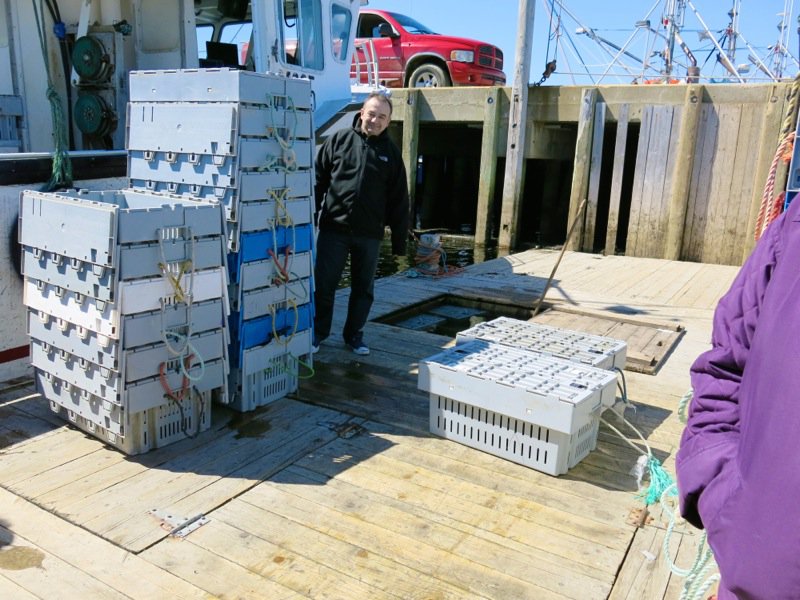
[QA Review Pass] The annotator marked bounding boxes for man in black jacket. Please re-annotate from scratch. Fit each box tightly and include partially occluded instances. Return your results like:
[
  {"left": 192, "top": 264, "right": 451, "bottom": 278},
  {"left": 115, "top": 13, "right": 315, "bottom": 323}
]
[{"left": 313, "top": 92, "right": 409, "bottom": 355}]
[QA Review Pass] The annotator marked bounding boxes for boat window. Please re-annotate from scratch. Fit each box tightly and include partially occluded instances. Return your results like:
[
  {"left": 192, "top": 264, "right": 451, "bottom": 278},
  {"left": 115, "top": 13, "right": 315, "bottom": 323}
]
[
  {"left": 330, "top": 4, "right": 352, "bottom": 63},
  {"left": 281, "top": 0, "right": 324, "bottom": 70},
  {"left": 220, "top": 21, "right": 253, "bottom": 67},
  {"left": 196, "top": 24, "right": 214, "bottom": 60}
]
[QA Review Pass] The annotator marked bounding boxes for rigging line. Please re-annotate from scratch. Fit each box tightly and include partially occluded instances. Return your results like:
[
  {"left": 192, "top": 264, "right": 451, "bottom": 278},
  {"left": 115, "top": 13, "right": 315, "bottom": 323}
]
[
  {"left": 552, "top": 0, "right": 597, "bottom": 83},
  {"left": 736, "top": 29, "right": 778, "bottom": 81},
  {"left": 555, "top": 3, "right": 644, "bottom": 79},
  {"left": 686, "top": 0, "right": 744, "bottom": 81},
  {"left": 542, "top": 0, "right": 556, "bottom": 63},
  {"left": 597, "top": 0, "right": 662, "bottom": 83}
]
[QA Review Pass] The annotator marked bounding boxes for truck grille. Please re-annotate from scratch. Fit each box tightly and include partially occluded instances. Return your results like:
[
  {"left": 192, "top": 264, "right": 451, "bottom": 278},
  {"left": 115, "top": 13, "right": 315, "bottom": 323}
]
[{"left": 477, "top": 45, "right": 503, "bottom": 71}]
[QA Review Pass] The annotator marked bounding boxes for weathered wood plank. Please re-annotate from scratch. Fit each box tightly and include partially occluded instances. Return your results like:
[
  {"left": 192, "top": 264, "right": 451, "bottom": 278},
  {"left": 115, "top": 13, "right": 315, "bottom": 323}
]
[
  {"left": 142, "top": 537, "right": 303, "bottom": 599},
  {"left": 475, "top": 87, "right": 502, "bottom": 246},
  {"left": 298, "top": 435, "right": 632, "bottom": 559},
  {"left": 606, "top": 104, "right": 630, "bottom": 255},
  {"left": 0, "top": 574, "right": 39, "bottom": 600},
  {"left": 702, "top": 103, "right": 741, "bottom": 264},
  {"left": 0, "top": 487, "right": 208, "bottom": 599},
  {"left": 723, "top": 103, "right": 762, "bottom": 264},
  {"left": 0, "top": 525, "right": 128, "bottom": 599},
  {"left": 665, "top": 85, "right": 703, "bottom": 260},
  {"left": 683, "top": 104, "right": 719, "bottom": 261},
  {"left": 182, "top": 516, "right": 389, "bottom": 598},
  {"left": 743, "top": 85, "right": 787, "bottom": 261},
  {"left": 626, "top": 105, "right": 653, "bottom": 256},
  {"left": 583, "top": 101, "right": 607, "bottom": 251},
  {"left": 239, "top": 477, "right": 566, "bottom": 599},
  {"left": 210, "top": 496, "right": 484, "bottom": 600},
  {"left": 567, "top": 88, "right": 598, "bottom": 251}
]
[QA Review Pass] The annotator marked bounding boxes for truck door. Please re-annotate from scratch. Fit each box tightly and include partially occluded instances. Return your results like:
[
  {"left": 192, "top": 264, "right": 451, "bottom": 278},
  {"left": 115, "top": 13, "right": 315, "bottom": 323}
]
[{"left": 354, "top": 13, "right": 403, "bottom": 87}]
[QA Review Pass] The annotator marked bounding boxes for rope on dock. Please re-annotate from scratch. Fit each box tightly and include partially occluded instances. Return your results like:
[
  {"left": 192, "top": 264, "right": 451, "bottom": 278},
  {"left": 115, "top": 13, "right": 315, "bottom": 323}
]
[{"left": 754, "top": 72, "right": 800, "bottom": 240}]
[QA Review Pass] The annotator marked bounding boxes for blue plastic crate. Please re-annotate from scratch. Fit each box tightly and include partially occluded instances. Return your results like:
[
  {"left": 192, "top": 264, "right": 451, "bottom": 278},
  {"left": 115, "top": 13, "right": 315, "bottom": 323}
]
[
  {"left": 228, "top": 302, "right": 312, "bottom": 366},
  {"left": 228, "top": 223, "right": 313, "bottom": 283}
]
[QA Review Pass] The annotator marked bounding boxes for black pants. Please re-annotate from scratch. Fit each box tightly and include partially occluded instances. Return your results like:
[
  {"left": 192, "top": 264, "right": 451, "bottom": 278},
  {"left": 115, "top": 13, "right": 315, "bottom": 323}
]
[{"left": 313, "top": 229, "right": 381, "bottom": 342}]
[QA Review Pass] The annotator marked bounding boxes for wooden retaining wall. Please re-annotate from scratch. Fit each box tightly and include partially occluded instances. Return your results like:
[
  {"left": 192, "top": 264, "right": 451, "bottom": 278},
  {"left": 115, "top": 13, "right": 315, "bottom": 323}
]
[{"left": 391, "top": 83, "right": 794, "bottom": 266}]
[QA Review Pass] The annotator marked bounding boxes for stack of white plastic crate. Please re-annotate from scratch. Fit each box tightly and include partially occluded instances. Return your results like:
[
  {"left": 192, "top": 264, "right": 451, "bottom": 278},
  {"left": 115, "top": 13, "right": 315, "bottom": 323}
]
[
  {"left": 20, "top": 188, "right": 229, "bottom": 454},
  {"left": 126, "top": 68, "right": 314, "bottom": 412},
  {"left": 418, "top": 317, "right": 626, "bottom": 476}
]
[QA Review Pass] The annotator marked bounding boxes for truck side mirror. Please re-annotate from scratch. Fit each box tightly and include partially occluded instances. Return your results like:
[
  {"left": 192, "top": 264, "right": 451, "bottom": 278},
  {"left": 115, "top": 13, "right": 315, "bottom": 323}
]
[{"left": 378, "top": 23, "right": 396, "bottom": 38}]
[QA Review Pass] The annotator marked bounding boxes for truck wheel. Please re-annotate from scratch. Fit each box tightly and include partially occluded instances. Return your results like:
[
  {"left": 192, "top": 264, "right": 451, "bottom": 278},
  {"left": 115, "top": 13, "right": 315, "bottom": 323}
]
[{"left": 409, "top": 64, "right": 451, "bottom": 87}]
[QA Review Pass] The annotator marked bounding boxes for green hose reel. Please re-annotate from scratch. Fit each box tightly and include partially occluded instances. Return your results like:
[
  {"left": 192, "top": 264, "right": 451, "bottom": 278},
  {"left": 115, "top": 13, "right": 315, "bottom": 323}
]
[{"left": 71, "top": 35, "right": 112, "bottom": 83}]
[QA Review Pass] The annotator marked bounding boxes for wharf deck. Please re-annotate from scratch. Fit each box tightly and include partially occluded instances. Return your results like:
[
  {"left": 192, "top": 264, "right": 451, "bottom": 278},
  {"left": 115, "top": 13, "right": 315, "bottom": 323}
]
[{"left": 0, "top": 249, "right": 738, "bottom": 599}]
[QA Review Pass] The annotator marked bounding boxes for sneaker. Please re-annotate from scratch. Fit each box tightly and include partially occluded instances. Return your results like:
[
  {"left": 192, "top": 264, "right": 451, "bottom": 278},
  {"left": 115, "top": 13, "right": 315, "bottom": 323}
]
[
  {"left": 312, "top": 332, "right": 324, "bottom": 354},
  {"left": 344, "top": 332, "right": 370, "bottom": 356}
]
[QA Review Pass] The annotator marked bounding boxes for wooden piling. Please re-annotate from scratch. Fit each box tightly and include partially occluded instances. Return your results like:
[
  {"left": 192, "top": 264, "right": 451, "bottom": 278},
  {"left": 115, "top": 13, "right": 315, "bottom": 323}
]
[
  {"left": 402, "top": 89, "right": 420, "bottom": 222},
  {"left": 475, "top": 88, "right": 502, "bottom": 246},
  {"left": 605, "top": 104, "right": 629, "bottom": 256},
  {"left": 664, "top": 84, "right": 703, "bottom": 261},
  {"left": 567, "top": 88, "right": 597, "bottom": 251}
]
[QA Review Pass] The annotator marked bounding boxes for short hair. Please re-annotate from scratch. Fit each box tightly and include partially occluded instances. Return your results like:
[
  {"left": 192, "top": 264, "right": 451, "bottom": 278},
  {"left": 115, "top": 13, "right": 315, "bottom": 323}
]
[{"left": 365, "top": 91, "right": 393, "bottom": 115}]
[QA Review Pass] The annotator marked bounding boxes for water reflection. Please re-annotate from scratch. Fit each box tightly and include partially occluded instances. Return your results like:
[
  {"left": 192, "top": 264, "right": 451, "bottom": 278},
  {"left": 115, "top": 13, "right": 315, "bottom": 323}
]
[{"left": 337, "top": 233, "right": 497, "bottom": 289}]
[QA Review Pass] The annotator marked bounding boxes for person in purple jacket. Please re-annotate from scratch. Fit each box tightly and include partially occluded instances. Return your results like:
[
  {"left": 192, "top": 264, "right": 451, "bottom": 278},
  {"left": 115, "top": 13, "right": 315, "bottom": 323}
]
[{"left": 677, "top": 197, "right": 800, "bottom": 598}]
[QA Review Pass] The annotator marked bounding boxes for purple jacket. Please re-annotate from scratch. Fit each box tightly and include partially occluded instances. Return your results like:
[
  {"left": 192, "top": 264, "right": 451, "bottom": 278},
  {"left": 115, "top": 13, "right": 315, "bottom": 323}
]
[{"left": 677, "top": 198, "right": 800, "bottom": 599}]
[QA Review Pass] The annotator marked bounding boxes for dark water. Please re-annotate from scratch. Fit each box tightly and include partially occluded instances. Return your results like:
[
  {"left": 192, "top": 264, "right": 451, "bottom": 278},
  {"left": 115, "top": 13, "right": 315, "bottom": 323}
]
[{"left": 337, "top": 232, "right": 497, "bottom": 288}]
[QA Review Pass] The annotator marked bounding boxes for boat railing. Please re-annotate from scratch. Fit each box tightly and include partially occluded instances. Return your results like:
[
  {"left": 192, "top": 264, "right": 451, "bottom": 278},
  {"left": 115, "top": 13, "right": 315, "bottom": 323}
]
[{"left": 351, "top": 39, "right": 380, "bottom": 88}]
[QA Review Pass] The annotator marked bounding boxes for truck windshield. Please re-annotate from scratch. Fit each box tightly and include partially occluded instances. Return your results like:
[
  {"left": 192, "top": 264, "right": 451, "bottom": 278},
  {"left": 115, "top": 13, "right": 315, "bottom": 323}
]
[{"left": 387, "top": 12, "right": 437, "bottom": 35}]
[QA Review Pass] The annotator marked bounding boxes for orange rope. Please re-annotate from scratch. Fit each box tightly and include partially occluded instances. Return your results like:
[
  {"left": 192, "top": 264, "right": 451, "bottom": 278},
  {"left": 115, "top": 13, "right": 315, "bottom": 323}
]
[
  {"left": 755, "top": 132, "right": 795, "bottom": 241},
  {"left": 159, "top": 353, "right": 195, "bottom": 403}
]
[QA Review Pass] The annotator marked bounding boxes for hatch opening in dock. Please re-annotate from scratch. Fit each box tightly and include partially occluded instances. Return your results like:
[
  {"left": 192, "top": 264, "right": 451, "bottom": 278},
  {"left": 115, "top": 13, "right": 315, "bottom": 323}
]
[{"left": 375, "top": 294, "right": 543, "bottom": 338}]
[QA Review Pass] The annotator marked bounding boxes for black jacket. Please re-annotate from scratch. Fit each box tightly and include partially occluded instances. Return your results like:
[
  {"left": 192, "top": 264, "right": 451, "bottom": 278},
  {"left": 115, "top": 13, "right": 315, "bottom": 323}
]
[{"left": 314, "top": 116, "right": 409, "bottom": 254}]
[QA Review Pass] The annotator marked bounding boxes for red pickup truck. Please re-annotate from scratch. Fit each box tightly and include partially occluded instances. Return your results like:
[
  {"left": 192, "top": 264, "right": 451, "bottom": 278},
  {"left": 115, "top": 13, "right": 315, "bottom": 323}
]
[{"left": 352, "top": 9, "right": 505, "bottom": 88}]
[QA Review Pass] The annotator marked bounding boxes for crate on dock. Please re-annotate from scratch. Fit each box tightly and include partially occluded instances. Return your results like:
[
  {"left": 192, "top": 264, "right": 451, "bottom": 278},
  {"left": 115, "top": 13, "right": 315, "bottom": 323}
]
[
  {"left": 418, "top": 340, "right": 618, "bottom": 476},
  {"left": 47, "top": 386, "right": 213, "bottom": 455},
  {"left": 20, "top": 187, "right": 231, "bottom": 453},
  {"left": 128, "top": 68, "right": 312, "bottom": 109},
  {"left": 456, "top": 316, "right": 627, "bottom": 372},
  {"left": 228, "top": 328, "right": 312, "bottom": 412}
]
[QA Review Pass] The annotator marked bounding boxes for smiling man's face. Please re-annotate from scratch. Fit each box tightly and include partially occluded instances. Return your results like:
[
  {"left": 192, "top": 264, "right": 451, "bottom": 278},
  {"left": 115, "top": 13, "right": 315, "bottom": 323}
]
[{"left": 359, "top": 96, "right": 391, "bottom": 137}]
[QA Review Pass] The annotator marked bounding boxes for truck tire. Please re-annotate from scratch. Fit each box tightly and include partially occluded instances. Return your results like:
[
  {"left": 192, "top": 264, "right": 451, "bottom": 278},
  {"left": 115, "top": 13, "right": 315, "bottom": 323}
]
[{"left": 409, "top": 63, "right": 451, "bottom": 87}]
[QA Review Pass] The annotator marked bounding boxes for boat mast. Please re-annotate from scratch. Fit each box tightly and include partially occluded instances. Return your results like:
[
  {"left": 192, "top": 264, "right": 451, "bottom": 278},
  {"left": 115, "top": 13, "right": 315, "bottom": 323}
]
[
  {"left": 662, "top": 0, "right": 687, "bottom": 78},
  {"left": 766, "top": 0, "right": 797, "bottom": 78}
]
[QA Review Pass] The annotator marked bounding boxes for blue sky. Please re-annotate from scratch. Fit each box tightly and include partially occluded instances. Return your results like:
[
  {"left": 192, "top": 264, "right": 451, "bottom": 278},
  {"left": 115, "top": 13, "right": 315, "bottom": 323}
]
[{"left": 362, "top": 0, "right": 800, "bottom": 85}]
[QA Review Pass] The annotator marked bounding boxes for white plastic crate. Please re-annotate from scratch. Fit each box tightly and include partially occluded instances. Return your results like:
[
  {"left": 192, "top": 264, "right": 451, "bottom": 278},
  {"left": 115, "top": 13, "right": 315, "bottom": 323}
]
[
  {"left": 19, "top": 188, "right": 226, "bottom": 268},
  {"left": 239, "top": 279, "right": 311, "bottom": 321},
  {"left": 24, "top": 268, "right": 228, "bottom": 339},
  {"left": 228, "top": 328, "right": 312, "bottom": 412},
  {"left": 127, "top": 102, "right": 312, "bottom": 154},
  {"left": 456, "top": 316, "right": 627, "bottom": 371},
  {"left": 32, "top": 337, "right": 228, "bottom": 412},
  {"left": 128, "top": 68, "right": 311, "bottom": 109},
  {"left": 47, "top": 382, "right": 213, "bottom": 455},
  {"left": 418, "top": 340, "right": 618, "bottom": 475},
  {"left": 22, "top": 237, "right": 225, "bottom": 299},
  {"left": 239, "top": 251, "right": 313, "bottom": 293},
  {"left": 130, "top": 170, "right": 313, "bottom": 209},
  {"left": 429, "top": 393, "right": 599, "bottom": 476},
  {"left": 128, "top": 138, "right": 312, "bottom": 188}
]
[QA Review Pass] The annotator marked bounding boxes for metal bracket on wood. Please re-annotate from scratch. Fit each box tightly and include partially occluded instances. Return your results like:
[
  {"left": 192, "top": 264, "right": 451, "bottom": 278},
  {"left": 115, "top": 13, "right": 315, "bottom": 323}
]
[{"left": 148, "top": 508, "right": 209, "bottom": 538}]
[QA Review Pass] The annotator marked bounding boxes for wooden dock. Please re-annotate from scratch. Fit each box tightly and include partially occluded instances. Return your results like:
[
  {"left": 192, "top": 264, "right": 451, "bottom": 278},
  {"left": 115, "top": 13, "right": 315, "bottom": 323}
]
[{"left": 0, "top": 249, "right": 739, "bottom": 599}]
